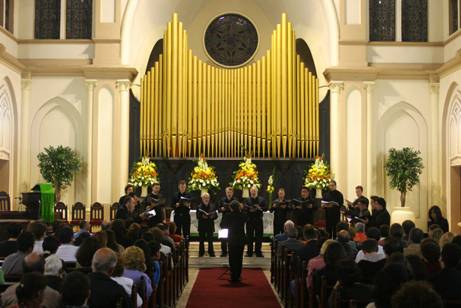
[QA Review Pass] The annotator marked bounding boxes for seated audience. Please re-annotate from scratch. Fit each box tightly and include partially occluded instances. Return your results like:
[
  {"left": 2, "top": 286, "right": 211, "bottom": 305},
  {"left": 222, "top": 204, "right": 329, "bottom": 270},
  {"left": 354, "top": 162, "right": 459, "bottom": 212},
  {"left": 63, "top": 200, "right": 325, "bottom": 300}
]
[
  {"left": 275, "top": 220, "right": 295, "bottom": 242},
  {"left": 369, "top": 262, "right": 409, "bottom": 308},
  {"left": 126, "top": 223, "right": 142, "bottom": 246},
  {"left": 357, "top": 239, "right": 386, "bottom": 284},
  {"left": 150, "top": 228, "right": 172, "bottom": 256},
  {"left": 61, "top": 271, "right": 91, "bottom": 308},
  {"left": 106, "top": 229, "right": 125, "bottom": 254},
  {"left": 294, "top": 224, "right": 319, "bottom": 261},
  {"left": 122, "top": 246, "right": 153, "bottom": 299},
  {"left": 44, "top": 254, "right": 64, "bottom": 292},
  {"left": 431, "top": 243, "right": 461, "bottom": 302},
  {"left": 55, "top": 227, "right": 78, "bottom": 262},
  {"left": 439, "top": 232, "right": 454, "bottom": 249},
  {"left": 428, "top": 205, "right": 449, "bottom": 233},
  {"left": 307, "top": 239, "right": 335, "bottom": 288},
  {"left": 74, "top": 221, "right": 91, "bottom": 240},
  {"left": 168, "top": 222, "right": 183, "bottom": 243},
  {"left": 383, "top": 237, "right": 404, "bottom": 257},
  {"left": 148, "top": 240, "right": 162, "bottom": 288},
  {"left": 420, "top": 238, "right": 442, "bottom": 279},
  {"left": 111, "top": 258, "right": 143, "bottom": 308},
  {"left": 337, "top": 229, "right": 357, "bottom": 259},
  {"left": 403, "top": 227, "right": 424, "bottom": 257},
  {"left": 313, "top": 241, "right": 346, "bottom": 295},
  {"left": 29, "top": 221, "right": 47, "bottom": 254},
  {"left": 42, "top": 235, "right": 59, "bottom": 258},
  {"left": 0, "top": 224, "right": 21, "bottom": 258},
  {"left": 2, "top": 231, "right": 34, "bottom": 277},
  {"left": 88, "top": 248, "right": 130, "bottom": 308},
  {"left": 356, "top": 228, "right": 385, "bottom": 262},
  {"left": 406, "top": 254, "right": 429, "bottom": 280},
  {"left": 378, "top": 224, "right": 390, "bottom": 246},
  {"left": 76, "top": 237, "right": 102, "bottom": 268},
  {"left": 111, "top": 219, "right": 130, "bottom": 248},
  {"left": 330, "top": 259, "right": 373, "bottom": 308},
  {"left": 352, "top": 222, "right": 367, "bottom": 244},
  {"left": 402, "top": 220, "right": 415, "bottom": 242},
  {"left": 278, "top": 227, "right": 303, "bottom": 255},
  {"left": 429, "top": 227, "right": 444, "bottom": 244},
  {"left": 391, "top": 281, "right": 443, "bottom": 308}
]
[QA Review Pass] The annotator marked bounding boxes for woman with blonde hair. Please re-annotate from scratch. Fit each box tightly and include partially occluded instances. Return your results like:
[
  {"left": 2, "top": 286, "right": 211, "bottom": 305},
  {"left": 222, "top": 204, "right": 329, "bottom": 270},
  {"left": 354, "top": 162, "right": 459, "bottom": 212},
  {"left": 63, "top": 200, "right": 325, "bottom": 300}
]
[
  {"left": 439, "top": 232, "right": 454, "bottom": 249},
  {"left": 306, "top": 239, "right": 336, "bottom": 288},
  {"left": 122, "top": 246, "right": 153, "bottom": 299}
]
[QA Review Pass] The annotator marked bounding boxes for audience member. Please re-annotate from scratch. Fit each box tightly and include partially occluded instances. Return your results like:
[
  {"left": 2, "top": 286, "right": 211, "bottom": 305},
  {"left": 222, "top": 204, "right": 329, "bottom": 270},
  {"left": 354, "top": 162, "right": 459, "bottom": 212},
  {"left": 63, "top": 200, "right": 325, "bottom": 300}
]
[
  {"left": 278, "top": 226, "right": 303, "bottom": 254},
  {"left": 404, "top": 227, "right": 424, "bottom": 257},
  {"left": 110, "top": 219, "right": 129, "bottom": 248},
  {"left": 352, "top": 222, "right": 367, "bottom": 244},
  {"left": 391, "top": 281, "right": 442, "bottom": 308},
  {"left": 55, "top": 227, "right": 78, "bottom": 262},
  {"left": 151, "top": 228, "right": 172, "bottom": 256},
  {"left": 275, "top": 220, "right": 295, "bottom": 242},
  {"left": 402, "top": 220, "right": 416, "bottom": 242},
  {"left": 61, "top": 271, "right": 91, "bottom": 308},
  {"left": 76, "top": 236, "right": 103, "bottom": 268},
  {"left": 429, "top": 228, "right": 444, "bottom": 244},
  {"left": 121, "top": 246, "right": 153, "bottom": 299},
  {"left": 428, "top": 205, "right": 449, "bottom": 233},
  {"left": 29, "top": 221, "right": 47, "bottom": 254},
  {"left": 357, "top": 239, "right": 386, "bottom": 284},
  {"left": 106, "top": 229, "right": 125, "bottom": 254},
  {"left": 2, "top": 231, "right": 34, "bottom": 277},
  {"left": 307, "top": 239, "right": 335, "bottom": 288},
  {"left": 431, "top": 243, "right": 461, "bottom": 302},
  {"left": 421, "top": 238, "right": 442, "bottom": 279},
  {"left": 294, "top": 225, "right": 319, "bottom": 261},
  {"left": 168, "top": 222, "right": 183, "bottom": 243},
  {"left": 44, "top": 254, "right": 64, "bottom": 292},
  {"left": 337, "top": 229, "right": 357, "bottom": 259},
  {"left": 0, "top": 224, "right": 21, "bottom": 258},
  {"left": 42, "top": 235, "right": 59, "bottom": 258},
  {"left": 369, "top": 262, "right": 409, "bottom": 308},
  {"left": 439, "top": 232, "right": 454, "bottom": 249},
  {"left": 111, "top": 258, "right": 143, "bottom": 308},
  {"left": 88, "top": 248, "right": 130, "bottom": 308},
  {"left": 313, "top": 241, "right": 346, "bottom": 295}
]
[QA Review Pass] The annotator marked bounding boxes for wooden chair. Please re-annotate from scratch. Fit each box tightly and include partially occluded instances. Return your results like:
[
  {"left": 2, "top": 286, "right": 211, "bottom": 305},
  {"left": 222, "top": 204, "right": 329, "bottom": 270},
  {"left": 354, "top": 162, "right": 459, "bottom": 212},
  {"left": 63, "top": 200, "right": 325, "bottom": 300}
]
[
  {"left": 54, "top": 201, "right": 68, "bottom": 222},
  {"left": 110, "top": 202, "right": 119, "bottom": 221},
  {"left": 0, "top": 191, "right": 11, "bottom": 211},
  {"left": 71, "top": 202, "right": 86, "bottom": 227},
  {"left": 90, "top": 202, "right": 104, "bottom": 232},
  {"left": 131, "top": 283, "right": 138, "bottom": 308}
]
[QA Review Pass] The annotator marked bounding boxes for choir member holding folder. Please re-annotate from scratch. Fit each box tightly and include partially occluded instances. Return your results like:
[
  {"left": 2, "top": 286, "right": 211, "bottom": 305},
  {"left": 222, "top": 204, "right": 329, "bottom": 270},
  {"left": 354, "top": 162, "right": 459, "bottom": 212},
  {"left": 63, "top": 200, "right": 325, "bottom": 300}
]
[
  {"left": 322, "top": 180, "right": 344, "bottom": 238},
  {"left": 244, "top": 185, "right": 267, "bottom": 257},
  {"left": 292, "top": 186, "right": 316, "bottom": 228},
  {"left": 172, "top": 180, "right": 193, "bottom": 242},
  {"left": 197, "top": 192, "right": 218, "bottom": 257},
  {"left": 219, "top": 186, "right": 237, "bottom": 257},
  {"left": 270, "top": 188, "right": 292, "bottom": 235}
]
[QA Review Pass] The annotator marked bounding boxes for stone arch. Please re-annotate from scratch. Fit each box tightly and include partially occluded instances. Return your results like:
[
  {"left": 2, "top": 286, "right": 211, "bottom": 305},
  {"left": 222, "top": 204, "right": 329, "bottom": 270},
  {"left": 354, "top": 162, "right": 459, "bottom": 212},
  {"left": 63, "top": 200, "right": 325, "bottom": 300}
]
[
  {"left": 378, "top": 102, "right": 428, "bottom": 223},
  {"left": 30, "top": 97, "right": 83, "bottom": 203},
  {"left": 0, "top": 77, "right": 18, "bottom": 202}
]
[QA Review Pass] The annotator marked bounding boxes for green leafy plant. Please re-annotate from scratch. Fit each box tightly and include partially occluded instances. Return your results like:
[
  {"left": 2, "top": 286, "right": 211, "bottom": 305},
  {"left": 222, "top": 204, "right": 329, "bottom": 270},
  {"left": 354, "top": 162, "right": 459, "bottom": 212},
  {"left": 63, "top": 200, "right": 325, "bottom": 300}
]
[
  {"left": 37, "top": 146, "right": 81, "bottom": 201},
  {"left": 384, "top": 147, "right": 423, "bottom": 208}
]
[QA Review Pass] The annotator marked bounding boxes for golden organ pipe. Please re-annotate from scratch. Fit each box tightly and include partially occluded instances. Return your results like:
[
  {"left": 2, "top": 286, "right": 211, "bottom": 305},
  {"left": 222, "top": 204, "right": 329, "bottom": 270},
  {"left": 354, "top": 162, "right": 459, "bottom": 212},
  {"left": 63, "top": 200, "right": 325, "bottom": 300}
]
[{"left": 140, "top": 13, "right": 320, "bottom": 160}]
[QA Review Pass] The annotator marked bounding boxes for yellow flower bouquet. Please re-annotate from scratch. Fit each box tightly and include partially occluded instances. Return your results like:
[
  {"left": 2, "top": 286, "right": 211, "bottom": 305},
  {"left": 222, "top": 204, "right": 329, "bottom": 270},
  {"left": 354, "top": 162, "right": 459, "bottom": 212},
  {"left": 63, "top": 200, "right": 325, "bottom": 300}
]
[
  {"left": 129, "top": 157, "right": 159, "bottom": 187},
  {"left": 188, "top": 155, "right": 220, "bottom": 192},
  {"left": 232, "top": 157, "right": 261, "bottom": 191},
  {"left": 304, "top": 157, "right": 332, "bottom": 190}
]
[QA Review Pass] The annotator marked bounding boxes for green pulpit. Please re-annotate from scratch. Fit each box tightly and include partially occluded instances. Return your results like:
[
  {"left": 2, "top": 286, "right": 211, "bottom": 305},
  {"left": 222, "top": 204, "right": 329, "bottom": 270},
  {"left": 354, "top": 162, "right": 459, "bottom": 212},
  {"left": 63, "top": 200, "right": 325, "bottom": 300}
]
[{"left": 39, "top": 183, "right": 55, "bottom": 223}]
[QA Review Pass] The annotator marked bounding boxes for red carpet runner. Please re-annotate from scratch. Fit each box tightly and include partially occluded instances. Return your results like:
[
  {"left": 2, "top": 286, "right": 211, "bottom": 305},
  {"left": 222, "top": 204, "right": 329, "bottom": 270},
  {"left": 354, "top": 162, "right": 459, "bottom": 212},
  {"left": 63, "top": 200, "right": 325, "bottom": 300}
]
[{"left": 186, "top": 268, "right": 280, "bottom": 308}]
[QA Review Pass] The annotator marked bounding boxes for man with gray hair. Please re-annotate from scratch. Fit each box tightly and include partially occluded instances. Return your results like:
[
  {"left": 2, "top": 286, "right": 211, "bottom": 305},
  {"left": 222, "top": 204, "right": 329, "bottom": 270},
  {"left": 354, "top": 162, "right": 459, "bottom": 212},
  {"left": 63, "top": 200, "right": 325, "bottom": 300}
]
[
  {"left": 244, "top": 185, "right": 267, "bottom": 257},
  {"left": 88, "top": 248, "right": 129, "bottom": 308},
  {"left": 277, "top": 225, "right": 303, "bottom": 255},
  {"left": 275, "top": 220, "right": 296, "bottom": 242}
]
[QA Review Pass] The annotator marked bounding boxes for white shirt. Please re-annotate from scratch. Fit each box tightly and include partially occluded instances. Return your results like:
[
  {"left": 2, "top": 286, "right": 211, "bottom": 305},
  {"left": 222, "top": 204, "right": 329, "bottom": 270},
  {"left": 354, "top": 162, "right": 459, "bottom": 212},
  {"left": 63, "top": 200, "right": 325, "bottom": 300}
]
[
  {"left": 33, "top": 240, "right": 44, "bottom": 254},
  {"left": 355, "top": 245, "right": 385, "bottom": 263},
  {"left": 55, "top": 244, "right": 79, "bottom": 262},
  {"left": 160, "top": 244, "right": 171, "bottom": 256},
  {"left": 112, "top": 276, "right": 143, "bottom": 307}
]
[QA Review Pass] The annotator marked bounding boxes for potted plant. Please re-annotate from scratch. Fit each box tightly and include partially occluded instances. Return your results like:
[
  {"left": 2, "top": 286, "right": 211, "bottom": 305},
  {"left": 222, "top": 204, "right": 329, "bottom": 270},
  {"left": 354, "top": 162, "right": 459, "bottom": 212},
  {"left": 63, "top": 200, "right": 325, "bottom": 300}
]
[
  {"left": 188, "top": 155, "right": 220, "bottom": 194},
  {"left": 384, "top": 147, "right": 423, "bottom": 223},
  {"left": 37, "top": 145, "right": 82, "bottom": 201},
  {"left": 232, "top": 156, "right": 261, "bottom": 198},
  {"left": 129, "top": 157, "right": 159, "bottom": 196}
]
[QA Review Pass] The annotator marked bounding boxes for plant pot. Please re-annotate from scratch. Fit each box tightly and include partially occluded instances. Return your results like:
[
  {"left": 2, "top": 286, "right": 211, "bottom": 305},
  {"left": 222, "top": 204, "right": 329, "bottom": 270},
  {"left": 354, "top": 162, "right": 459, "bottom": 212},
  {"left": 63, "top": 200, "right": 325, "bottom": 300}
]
[
  {"left": 242, "top": 188, "right": 249, "bottom": 198},
  {"left": 315, "top": 188, "right": 323, "bottom": 199},
  {"left": 141, "top": 186, "right": 148, "bottom": 197},
  {"left": 391, "top": 207, "right": 416, "bottom": 225}
]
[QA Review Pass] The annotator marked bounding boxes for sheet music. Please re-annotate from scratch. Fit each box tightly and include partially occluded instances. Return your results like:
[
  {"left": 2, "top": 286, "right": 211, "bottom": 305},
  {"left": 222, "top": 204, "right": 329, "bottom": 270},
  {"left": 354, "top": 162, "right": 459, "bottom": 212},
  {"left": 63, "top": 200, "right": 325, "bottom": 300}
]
[{"left": 218, "top": 229, "right": 229, "bottom": 239}]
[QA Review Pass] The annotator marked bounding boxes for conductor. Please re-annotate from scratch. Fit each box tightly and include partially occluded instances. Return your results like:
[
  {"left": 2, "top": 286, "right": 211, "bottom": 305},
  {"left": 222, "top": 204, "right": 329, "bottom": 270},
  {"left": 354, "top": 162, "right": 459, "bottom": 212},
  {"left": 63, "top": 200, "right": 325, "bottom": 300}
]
[{"left": 221, "top": 200, "right": 247, "bottom": 283}]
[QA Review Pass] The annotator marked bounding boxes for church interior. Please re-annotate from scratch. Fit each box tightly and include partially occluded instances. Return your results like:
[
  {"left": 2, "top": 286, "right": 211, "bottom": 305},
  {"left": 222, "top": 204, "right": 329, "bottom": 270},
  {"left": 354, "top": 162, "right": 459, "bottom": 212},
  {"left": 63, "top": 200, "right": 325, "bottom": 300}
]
[{"left": 0, "top": 0, "right": 461, "bottom": 307}]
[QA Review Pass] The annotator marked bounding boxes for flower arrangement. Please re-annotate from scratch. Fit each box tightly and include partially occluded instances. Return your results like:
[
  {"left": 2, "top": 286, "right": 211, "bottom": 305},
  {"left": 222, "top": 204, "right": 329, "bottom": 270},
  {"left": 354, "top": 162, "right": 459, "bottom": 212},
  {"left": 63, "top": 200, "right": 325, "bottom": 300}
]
[
  {"left": 188, "top": 155, "right": 220, "bottom": 192},
  {"left": 266, "top": 174, "right": 275, "bottom": 208},
  {"left": 232, "top": 157, "right": 261, "bottom": 191},
  {"left": 129, "top": 157, "right": 159, "bottom": 187},
  {"left": 304, "top": 156, "right": 332, "bottom": 190}
]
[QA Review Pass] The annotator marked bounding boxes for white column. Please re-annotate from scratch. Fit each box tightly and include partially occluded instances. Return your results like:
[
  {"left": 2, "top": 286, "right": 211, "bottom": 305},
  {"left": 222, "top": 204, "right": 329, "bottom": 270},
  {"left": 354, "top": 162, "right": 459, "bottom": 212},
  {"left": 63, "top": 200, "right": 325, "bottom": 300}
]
[
  {"left": 396, "top": 0, "right": 402, "bottom": 41},
  {"left": 430, "top": 82, "right": 441, "bottom": 205},
  {"left": 329, "top": 82, "right": 344, "bottom": 186},
  {"left": 20, "top": 77, "right": 32, "bottom": 194},
  {"left": 60, "top": 0, "right": 66, "bottom": 39},
  {"left": 364, "top": 81, "right": 376, "bottom": 196},
  {"left": 116, "top": 79, "right": 131, "bottom": 195},
  {"left": 85, "top": 80, "right": 97, "bottom": 207}
]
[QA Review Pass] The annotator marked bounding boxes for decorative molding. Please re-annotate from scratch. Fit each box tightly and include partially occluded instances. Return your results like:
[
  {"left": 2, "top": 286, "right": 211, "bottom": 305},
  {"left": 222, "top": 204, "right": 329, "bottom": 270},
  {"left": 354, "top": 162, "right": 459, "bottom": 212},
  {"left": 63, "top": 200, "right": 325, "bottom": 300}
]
[
  {"left": 116, "top": 79, "right": 131, "bottom": 91},
  {"left": 17, "top": 39, "right": 93, "bottom": 44},
  {"left": 85, "top": 79, "right": 97, "bottom": 88},
  {"left": 328, "top": 81, "right": 344, "bottom": 93},
  {"left": 20, "top": 78, "right": 32, "bottom": 91},
  {"left": 339, "top": 40, "right": 444, "bottom": 47},
  {"left": 84, "top": 67, "right": 137, "bottom": 81},
  {"left": 0, "top": 45, "right": 25, "bottom": 73},
  {"left": 0, "top": 27, "right": 17, "bottom": 43}
]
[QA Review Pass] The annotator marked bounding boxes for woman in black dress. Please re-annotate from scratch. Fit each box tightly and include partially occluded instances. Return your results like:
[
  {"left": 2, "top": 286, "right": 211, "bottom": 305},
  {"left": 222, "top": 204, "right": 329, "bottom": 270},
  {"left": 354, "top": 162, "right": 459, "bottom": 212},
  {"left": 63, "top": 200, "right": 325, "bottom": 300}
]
[{"left": 428, "top": 205, "right": 449, "bottom": 233}]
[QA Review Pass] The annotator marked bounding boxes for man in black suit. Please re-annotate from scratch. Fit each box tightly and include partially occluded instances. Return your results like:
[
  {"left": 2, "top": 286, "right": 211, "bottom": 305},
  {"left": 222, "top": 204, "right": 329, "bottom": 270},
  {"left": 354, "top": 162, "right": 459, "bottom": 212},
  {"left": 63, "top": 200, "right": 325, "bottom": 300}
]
[
  {"left": 292, "top": 186, "right": 315, "bottom": 228},
  {"left": 118, "top": 184, "right": 134, "bottom": 208},
  {"left": 369, "top": 196, "right": 391, "bottom": 228},
  {"left": 88, "top": 248, "right": 129, "bottom": 308},
  {"left": 323, "top": 180, "right": 344, "bottom": 238},
  {"left": 221, "top": 200, "right": 247, "bottom": 283},
  {"left": 219, "top": 186, "right": 236, "bottom": 257},
  {"left": 294, "top": 224, "right": 320, "bottom": 261},
  {"left": 244, "top": 185, "right": 267, "bottom": 257},
  {"left": 172, "top": 180, "right": 192, "bottom": 242}
]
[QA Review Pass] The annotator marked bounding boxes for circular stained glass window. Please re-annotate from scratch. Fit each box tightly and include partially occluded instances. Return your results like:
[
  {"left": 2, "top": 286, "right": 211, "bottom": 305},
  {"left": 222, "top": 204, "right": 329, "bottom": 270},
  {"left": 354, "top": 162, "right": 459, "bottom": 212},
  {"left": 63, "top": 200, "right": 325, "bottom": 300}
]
[{"left": 204, "top": 13, "right": 258, "bottom": 67}]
